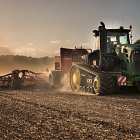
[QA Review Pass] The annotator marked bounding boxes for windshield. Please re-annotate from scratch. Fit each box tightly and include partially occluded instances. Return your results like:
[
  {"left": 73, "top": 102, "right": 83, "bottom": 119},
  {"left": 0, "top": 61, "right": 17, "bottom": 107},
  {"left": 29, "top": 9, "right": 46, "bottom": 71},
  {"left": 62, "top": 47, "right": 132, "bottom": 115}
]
[
  {"left": 107, "top": 32, "right": 129, "bottom": 53},
  {"left": 107, "top": 32, "right": 129, "bottom": 45}
]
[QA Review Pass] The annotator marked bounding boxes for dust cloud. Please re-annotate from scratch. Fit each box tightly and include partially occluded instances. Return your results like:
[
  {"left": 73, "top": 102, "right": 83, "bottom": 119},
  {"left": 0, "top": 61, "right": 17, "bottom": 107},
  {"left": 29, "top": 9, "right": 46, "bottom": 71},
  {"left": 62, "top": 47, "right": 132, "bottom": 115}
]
[
  {"left": 60, "top": 73, "right": 71, "bottom": 91},
  {"left": 0, "top": 55, "right": 54, "bottom": 75},
  {"left": 0, "top": 46, "right": 12, "bottom": 56}
]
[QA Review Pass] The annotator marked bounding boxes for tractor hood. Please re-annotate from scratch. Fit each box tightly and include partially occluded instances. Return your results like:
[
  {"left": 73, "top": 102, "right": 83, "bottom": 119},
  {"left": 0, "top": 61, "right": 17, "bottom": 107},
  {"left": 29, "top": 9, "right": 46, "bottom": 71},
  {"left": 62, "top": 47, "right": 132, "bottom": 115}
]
[
  {"left": 115, "top": 44, "right": 140, "bottom": 79},
  {"left": 115, "top": 44, "right": 140, "bottom": 58},
  {"left": 127, "top": 44, "right": 140, "bottom": 50}
]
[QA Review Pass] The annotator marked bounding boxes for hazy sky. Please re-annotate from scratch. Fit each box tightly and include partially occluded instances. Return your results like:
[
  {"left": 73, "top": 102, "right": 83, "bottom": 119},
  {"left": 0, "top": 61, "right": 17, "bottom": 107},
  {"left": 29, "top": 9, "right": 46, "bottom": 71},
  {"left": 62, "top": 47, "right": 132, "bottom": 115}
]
[{"left": 0, "top": 0, "right": 140, "bottom": 57}]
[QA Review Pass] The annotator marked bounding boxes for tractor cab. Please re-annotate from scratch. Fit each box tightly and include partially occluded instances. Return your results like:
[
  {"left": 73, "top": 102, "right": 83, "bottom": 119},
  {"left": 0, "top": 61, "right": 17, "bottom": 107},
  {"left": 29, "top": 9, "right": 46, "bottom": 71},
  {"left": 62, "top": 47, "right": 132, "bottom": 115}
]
[
  {"left": 91, "top": 22, "right": 133, "bottom": 71},
  {"left": 93, "top": 24, "right": 131, "bottom": 54},
  {"left": 106, "top": 28, "right": 130, "bottom": 54}
]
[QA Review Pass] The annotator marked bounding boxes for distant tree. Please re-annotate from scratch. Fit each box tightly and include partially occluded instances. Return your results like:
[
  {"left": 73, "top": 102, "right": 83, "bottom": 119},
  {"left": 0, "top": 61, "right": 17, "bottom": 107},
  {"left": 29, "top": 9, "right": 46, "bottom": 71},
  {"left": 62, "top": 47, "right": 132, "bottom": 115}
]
[{"left": 134, "top": 39, "right": 140, "bottom": 44}]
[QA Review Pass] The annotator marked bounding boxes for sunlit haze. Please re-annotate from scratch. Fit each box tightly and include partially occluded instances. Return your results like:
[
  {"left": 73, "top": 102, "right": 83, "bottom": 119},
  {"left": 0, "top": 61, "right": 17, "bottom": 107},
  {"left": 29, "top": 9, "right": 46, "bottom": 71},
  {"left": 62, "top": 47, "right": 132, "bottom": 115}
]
[{"left": 0, "top": 0, "right": 140, "bottom": 57}]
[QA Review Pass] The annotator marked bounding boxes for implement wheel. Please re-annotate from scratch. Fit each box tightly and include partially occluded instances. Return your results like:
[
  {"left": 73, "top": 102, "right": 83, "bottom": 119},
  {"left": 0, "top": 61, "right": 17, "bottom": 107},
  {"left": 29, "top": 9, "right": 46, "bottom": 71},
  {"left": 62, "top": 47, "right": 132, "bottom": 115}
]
[
  {"left": 70, "top": 65, "right": 81, "bottom": 92},
  {"left": 12, "top": 77, "right": 21, "bottom": 89},
  {"left": 49, "top": 71, "right": 64, "bottom": 88}
]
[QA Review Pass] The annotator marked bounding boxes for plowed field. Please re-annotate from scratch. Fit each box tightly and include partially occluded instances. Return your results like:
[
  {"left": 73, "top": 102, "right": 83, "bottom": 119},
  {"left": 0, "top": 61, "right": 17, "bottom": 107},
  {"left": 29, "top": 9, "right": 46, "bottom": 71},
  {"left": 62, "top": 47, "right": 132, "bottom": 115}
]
[{"left": 0, "top": 87, "right": 140, "bottom": 140}]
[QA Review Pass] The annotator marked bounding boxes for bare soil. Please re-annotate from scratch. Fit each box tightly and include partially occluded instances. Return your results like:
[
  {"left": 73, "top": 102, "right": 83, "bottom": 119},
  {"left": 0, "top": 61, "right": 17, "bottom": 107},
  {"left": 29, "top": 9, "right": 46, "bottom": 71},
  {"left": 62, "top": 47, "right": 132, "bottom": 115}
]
[{"left": 0, "top": 87, "right": 140, "bottom": 140}]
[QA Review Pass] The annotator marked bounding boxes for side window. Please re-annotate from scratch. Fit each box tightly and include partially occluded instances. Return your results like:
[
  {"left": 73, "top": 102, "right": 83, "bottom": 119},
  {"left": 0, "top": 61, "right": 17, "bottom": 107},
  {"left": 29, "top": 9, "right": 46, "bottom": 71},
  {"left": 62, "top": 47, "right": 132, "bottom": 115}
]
[
  {"left": 119, "top": 35, "right": 128, "bottom": 44},
  {"left": 108, "top": 36, "right": 117, "bottom": 44},
  {"left": 107, "top": 36, "right": 116, "bottom": 53}
]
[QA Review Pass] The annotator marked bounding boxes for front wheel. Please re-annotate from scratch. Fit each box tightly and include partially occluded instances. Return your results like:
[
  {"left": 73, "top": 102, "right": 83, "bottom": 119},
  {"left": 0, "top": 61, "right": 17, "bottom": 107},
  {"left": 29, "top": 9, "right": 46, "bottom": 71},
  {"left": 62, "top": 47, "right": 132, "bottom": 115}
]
[
  {"left": 93, "top": 76, "right": 101, "bottom": 95},
  {"left": 93, "top": 73, "right": 117, "bottom": 95}
]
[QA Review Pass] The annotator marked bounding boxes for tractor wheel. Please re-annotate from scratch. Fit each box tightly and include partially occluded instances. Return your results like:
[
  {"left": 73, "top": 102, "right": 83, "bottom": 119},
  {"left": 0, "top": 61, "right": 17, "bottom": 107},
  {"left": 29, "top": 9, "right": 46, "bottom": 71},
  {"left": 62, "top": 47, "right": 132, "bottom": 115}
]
[
  {"left": 93, "top": 75, "right": 101, "bottom": 95},
  {"left": 93, "top": 73, "right": 116, "bottom": 95},
  {"left": 137, "top": 86, "right": 140, "bottom": 92},
  {"left": 49, "top": 71, "right": 64, "bottom": 88},
  {"left": 135, "top": 82, "right": 140, "bottom": 92},
  {"left": 12, "top": 78, "right": 21, "bottom": 89},
  {"left": 49, "top": 74, "right": 53, "bottom": 87},
  {"left": 113, "top": 76, "right": 120, "bottom": 93},
  {"left": 70, "top": 66, "right": 81, "bottom": 92}
]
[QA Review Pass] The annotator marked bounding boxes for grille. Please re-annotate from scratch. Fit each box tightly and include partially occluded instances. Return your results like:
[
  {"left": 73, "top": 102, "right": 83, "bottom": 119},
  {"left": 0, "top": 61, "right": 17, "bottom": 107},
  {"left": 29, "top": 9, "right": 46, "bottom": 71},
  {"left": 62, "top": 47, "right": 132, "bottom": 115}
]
[{"left": 131, "top": 51, "right": 140, "bottom": 73}]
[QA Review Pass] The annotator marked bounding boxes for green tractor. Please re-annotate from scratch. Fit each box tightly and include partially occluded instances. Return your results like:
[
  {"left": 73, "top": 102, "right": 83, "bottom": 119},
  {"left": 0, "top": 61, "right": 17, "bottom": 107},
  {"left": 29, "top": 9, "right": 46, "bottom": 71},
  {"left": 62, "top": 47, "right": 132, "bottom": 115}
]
[{"left": 70, "top": 22, "right": 140, "bottom": 95}]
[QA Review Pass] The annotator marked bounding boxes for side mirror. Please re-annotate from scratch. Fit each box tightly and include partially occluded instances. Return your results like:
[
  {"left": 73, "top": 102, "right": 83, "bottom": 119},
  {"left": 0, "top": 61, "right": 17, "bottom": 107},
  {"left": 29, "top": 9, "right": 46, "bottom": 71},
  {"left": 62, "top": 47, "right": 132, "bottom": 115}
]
[{"left": 93, "top": 30, "right": 99, "bottom": 37}]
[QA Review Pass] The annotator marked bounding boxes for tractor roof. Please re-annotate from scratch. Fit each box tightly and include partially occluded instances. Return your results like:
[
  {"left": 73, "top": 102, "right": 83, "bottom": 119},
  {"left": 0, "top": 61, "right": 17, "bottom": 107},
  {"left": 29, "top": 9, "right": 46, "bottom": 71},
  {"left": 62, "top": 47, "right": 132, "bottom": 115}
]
[{"left": 107, "top": 28, "right": 130, "bottom": 33}]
